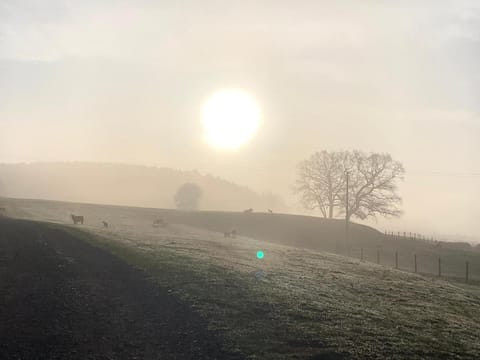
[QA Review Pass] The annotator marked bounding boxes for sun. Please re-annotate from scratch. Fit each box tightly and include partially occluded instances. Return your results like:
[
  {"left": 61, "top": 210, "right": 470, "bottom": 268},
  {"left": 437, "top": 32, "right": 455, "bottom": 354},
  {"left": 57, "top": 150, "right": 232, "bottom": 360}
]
[{"left": 202, "top": 88, "right": 260, "bottom": 149}]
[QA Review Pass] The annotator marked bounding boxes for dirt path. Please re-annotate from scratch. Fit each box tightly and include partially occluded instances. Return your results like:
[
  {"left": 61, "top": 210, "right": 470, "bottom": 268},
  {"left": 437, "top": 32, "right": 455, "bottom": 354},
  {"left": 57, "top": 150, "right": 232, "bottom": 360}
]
[{"left": 0, "top": 218, "right": 241, "bottom": 360}]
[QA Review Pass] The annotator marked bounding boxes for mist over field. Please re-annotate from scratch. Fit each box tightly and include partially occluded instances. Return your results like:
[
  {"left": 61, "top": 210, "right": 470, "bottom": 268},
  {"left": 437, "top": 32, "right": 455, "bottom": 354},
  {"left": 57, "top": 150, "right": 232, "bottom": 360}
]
[
  {"left": 0, "top": 162, "right": 286, "bottom": 212},
  {"left": 1, "top": 1, "right": 480, "bottom": 359},
  {"left": 1, "top": 1, "right": 480, "bottom": 240}
]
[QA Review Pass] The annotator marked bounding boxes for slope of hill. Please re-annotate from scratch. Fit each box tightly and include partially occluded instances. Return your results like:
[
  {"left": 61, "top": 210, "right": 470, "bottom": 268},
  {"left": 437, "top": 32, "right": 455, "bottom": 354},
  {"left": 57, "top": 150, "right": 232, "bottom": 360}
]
[
  {"left": 0, "top": 217, "right": 236, "bottom": 359},
  {"left": 0, "top": 162, "right": 285, "bottom": 212},
  {"left": 1, "top": 197, "right": 479, "bottom": 359},
  {"left": 2, "top": 197, "right": 479, "bottom": 282}
]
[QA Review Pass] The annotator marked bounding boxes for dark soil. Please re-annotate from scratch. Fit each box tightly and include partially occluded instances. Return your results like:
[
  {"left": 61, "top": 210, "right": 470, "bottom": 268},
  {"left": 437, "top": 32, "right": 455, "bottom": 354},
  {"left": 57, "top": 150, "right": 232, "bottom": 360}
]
[{"left": 0, "top": 218, "right": 242, "bottom": 360}]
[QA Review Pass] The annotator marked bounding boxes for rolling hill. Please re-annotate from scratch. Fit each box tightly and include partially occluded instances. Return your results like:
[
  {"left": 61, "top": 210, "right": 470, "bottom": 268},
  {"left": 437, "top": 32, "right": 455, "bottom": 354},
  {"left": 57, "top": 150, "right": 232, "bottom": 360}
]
[
  {"left": 0, "top": 162, "right": 286, "bottom": 212},
  {"left": 1, "top": 197, "right": 479, "bottom": 359},
  {"left": 1, "top": 196, "right": 479, "bottom": 282}
]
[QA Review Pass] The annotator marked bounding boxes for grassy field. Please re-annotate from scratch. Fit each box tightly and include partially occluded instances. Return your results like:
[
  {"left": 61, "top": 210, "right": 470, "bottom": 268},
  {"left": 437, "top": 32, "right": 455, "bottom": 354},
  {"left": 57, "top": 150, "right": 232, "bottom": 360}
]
[
  {"left": 2, "top": 197, "right": 480, "bottom": 358},
  {"left": 2, "top": 196, "right": 479, "bottom": 282}
]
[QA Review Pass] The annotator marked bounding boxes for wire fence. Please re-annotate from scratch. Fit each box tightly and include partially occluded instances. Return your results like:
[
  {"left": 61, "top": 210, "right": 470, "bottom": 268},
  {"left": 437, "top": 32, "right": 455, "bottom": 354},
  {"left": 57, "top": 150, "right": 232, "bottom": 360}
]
[{"left": 349, "top": 244, "right": 480, "bottom": 284}]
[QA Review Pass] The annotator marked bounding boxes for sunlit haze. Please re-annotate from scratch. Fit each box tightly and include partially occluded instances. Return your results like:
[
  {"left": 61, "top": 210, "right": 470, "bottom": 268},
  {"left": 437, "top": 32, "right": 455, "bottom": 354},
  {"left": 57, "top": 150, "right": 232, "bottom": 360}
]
[
  {"left": 1, "top": 0, "right": 479, "bottom": 239},
  {"left": 1, "top": 3, "right": 480, "bottom": 358}
]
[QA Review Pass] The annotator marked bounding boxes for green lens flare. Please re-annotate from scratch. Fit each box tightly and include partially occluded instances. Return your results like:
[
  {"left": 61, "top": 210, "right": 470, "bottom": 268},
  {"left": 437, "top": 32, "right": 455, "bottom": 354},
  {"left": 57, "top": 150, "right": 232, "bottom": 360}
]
[{"left": 256, "top": 250, "right": 264, "bottom": 259}]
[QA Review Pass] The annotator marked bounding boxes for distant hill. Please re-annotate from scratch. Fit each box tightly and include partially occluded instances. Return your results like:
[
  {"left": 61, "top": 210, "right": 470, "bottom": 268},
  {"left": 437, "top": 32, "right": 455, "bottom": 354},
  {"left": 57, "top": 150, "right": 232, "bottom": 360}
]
[{"left": 0, "top": 162, "right": 286, "bottom": 212}]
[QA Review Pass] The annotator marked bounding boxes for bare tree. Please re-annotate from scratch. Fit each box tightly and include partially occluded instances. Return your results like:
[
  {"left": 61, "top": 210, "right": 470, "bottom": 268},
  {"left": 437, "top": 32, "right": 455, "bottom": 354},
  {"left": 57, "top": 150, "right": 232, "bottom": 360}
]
[
  {"left": 174, "top": 183, "right": 202, "bottom": 210},
  {"left": 295, "top": 150, "right": 404, "bottom": 220},
  {"left": 341, "top": 151, "right": 404, "bottom": 221},
  {"left": 294, "top": 151, "right": 346, "bottom": 218}
]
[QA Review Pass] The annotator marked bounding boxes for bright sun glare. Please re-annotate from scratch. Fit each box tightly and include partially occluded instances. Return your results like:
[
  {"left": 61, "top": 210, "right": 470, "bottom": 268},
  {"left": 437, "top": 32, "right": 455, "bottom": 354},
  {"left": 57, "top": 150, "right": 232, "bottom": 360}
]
[{"left": 202, "top": 89, "right": 260, "bottom": 149}]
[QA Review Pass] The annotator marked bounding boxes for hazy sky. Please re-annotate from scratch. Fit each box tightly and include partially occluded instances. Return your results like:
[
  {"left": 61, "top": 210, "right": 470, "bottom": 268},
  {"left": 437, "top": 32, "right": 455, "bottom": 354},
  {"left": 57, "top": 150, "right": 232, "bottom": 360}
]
[{"left": 1, "top": 0, "right": 479, "bottom": 238}]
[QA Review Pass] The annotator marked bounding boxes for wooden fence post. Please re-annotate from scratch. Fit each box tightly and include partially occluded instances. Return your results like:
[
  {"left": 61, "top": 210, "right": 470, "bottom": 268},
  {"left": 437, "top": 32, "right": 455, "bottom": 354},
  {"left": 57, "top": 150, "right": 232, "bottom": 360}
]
[
  {"left": 438, "top": 257, "right": 441, "bottom": 277},
  {"left": 414, "top": 254, "right": 417, "bottom": 273},
  {"left": 395, "top": 251, "right": 398, "bottom": 269},
  {"left": 466, "top": 261, "right": 469, "bottom": 283}
]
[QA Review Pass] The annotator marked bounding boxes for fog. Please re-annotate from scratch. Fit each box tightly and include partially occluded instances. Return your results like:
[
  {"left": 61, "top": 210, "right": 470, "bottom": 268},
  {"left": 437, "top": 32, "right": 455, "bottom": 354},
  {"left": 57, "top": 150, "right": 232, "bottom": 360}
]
[{"left": 1, "top": 0, "right": 479, "bottom": 239}]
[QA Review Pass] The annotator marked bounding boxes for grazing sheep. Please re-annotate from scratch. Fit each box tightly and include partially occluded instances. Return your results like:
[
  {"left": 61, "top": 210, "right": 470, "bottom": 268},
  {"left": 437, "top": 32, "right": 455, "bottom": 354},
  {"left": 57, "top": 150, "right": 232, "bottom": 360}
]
[
  {"left": 243, "top": 208, "right": 253, "bottom": 213},
  {"left": 267, "top": 209, "right": 273, "bottom": 213},
  {"left": 224, "top": 229, "right": 237, "bottom": 239},
  {"left": 153, "top": 218, "right": 166, "bottom": 228},
  {"left": 71, "top": 214, "right": 84, "bottom": 225}
]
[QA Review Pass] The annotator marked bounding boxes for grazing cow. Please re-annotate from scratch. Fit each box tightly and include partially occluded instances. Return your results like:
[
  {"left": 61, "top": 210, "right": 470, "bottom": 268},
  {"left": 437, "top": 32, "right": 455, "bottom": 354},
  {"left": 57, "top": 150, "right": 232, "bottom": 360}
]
[
  {"left": 153, "top": 218, "right": 166, "bottom": 228},
  {"left": 71, "top": 214, "right": 84, "bottom": 225},
  {"left": 243, "top": 208, "right": 253, "bottom": 213},
  {"left": 102, "top": 221, "right": 108, "bottom": 228},
  {"left": 267, "top": 209, "right": 273, "bottom": 213}
]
